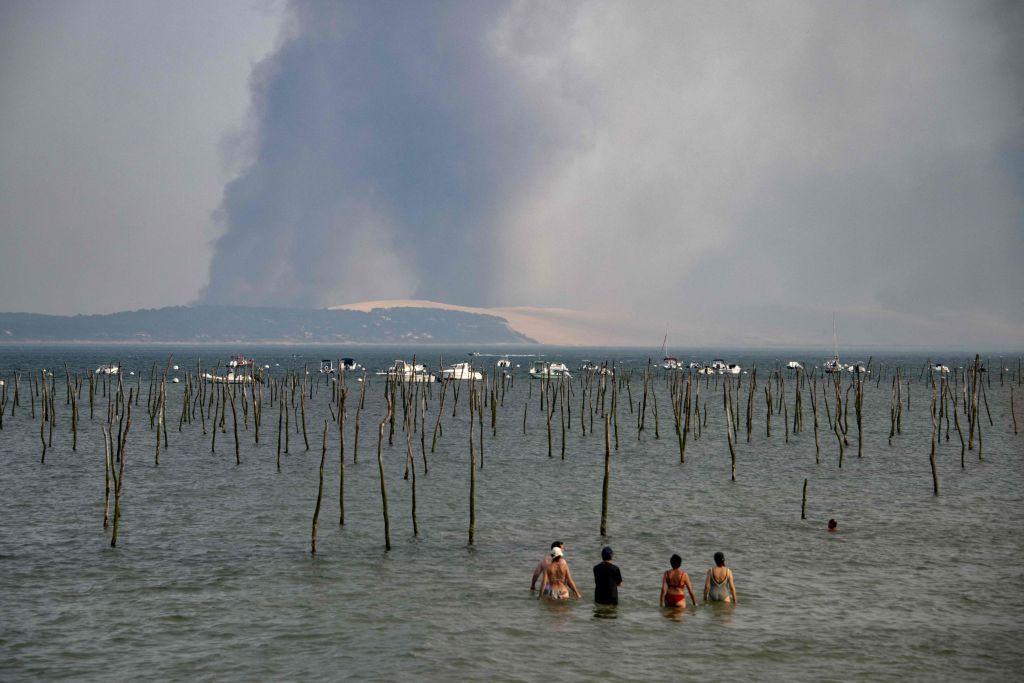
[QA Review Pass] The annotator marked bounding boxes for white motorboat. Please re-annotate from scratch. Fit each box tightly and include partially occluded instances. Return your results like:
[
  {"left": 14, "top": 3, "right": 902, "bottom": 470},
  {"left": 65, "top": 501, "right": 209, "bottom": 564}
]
[
  {"left": 319, "top": 359, "right": 335, "bottom": 374},
  {"left": 726, "top": 363, "right": 742, "bottom": 375},
  {"left": 529, "top": 361, "right": 571, "bottom": 379},
  {"left": 228, "top": 354, "right": 254, "bottom": 368},
  {"left": 341, "top": 358, "right": 362, "bottom": 371},
  {"left": 662, "top": 356, "right": 682, "bottom": 370},
  {"left": 787, "top": 361, "right": 804, "bottom": 370},
  {"left": 845, "top": 362, "right": 867, "bottom": 374},
  {"left": 95, "top": 364, "right": 119, "bottom": 375},
  {"left": 202, "top": 371, "right": 255, "bottom": 384},
  {"left": 441, "top": 362, "right": 483, "bottom": 381},
  {"left": 496, "top": 356, "right": 512, "bottom": 369},
  {"left": 172, "top": 377, "right": 180, "bottom": 384},
  {"left": 710, "top": 359, "right": 728, "bottom": 373},
  {"left": 378, "top": 360, "right": 436, "bottom": 382},
  {"left": 930, "top": 363, "right": 950, "bottom": 374},
  {"left": 697, "top": 366, "right": 716, "bottom": 375},
  {"left": 688, "top": 361, "right": 702, "bottom": 369}
]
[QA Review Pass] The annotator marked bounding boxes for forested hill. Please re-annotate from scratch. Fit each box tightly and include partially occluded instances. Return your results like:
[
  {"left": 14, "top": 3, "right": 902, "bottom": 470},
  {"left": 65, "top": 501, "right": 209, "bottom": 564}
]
[{"left": 0, "top": 305, "right": 535, "bottom": 344}]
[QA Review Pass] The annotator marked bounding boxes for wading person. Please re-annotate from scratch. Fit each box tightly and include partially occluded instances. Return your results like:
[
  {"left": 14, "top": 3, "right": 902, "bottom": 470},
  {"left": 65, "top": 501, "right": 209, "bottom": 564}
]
[
  {"left": 539, "top": 547, "right": 581, "bottom": 601},
  {"left": 659, "top": 554, "right": 696, "bottom": 609},
  {"left": 703, "top": 552, "right": 738, "bottom": 604},
  {"left": 593, "top": 546, "right": 622, "bottom": 606},
  {"left": 828, "top": 518, "right": 839, "bottom": 532},
  {"left": 531, "top": 541, "right": 564, "bottom": 591}
]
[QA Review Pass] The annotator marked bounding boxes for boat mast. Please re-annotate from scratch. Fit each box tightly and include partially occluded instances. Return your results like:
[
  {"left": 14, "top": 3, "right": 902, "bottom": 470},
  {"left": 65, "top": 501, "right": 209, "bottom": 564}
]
[
  {"left": 661, "top": 326, "right": 669, "bottom": 358},
  {"left": 832, "top": 312, "right": 839, "bottom": 361}
]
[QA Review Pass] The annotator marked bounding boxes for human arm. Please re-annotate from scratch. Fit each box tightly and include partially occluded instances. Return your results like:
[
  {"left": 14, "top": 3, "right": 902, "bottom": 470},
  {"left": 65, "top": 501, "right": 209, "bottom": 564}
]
[
  {"left": 702, "top": 570, "right": 710, "bottom": 602},
  {"left": 684, "top": 573, "right": 697, "bottom": 607},
  {"left": 728, "top": 569, "right": 738, "bottom": 604},
  {"left": 530, "top": 559, "right": 544, "bottom": 590},
  {"left": 659, "top": 572, "right": 667, "bottom": 607},
  {"left": 565, "top": 565, "right": 582, "bottom": 599}
]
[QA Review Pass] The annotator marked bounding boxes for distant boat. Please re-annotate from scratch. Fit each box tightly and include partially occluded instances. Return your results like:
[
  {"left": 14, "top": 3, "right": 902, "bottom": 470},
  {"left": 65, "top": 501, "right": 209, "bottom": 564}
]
[
  {"left": 930, "top": 363, "right": 951, "bottom": 374},
  {"left": 824, "top": 313, "right": 842, "bottom": 373},
  {"left": 726, "top": 363, "right": 742, "bottom": 375},
  {"left": 172, "top": 377, "right": 180, "bottom": 384},
  {"left": 787, "top": 361, "right": 803, "bottom": 370},
  {"left": 496, "top": 356, "right": 512, "bottom": 369},
  {"left": 688, "top": 361, "right": 702, "bottom": 369},
  {"left": 341, "top": 358, "right": 362, "bottom": 371},
  {"left": 319, "top": 359, "right": 335, "bottom": 374},
  {"left": 580, "top": 360, "right": 613, "bottom": 376},
  {"left": 228, "top": 354, "right": 254, "bottom": 369},
  {"left": 529, "top": 361, "right": 571, "bottom": 379},
  {"left": 660, "top": 327, "right": 682, "bottom": 370},
  {"left": 844, "top": 362, "right": 867, "bottom": 374},
  {"left": 697, "top": 366, "right": 715, "bottom": 375},
  {"left": 710, "top": 359, "right": 728, "bottom": 373},
  {"left": 441, "top": 362, "right": 483, "bottom": 381},
  {"left": 203, "top": 371, "right": 255, "bottom": 384},
  {"left": 378, "top": 360, "right": 435, "bottom": 383},
  {"left": 95, "top": 364, "right": 119, "bottom": 375}
]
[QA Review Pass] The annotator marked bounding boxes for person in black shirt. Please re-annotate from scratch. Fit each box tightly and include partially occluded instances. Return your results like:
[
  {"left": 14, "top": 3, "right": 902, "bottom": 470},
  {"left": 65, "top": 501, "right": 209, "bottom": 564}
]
[{"left": 593, "top": 546, "right": 622, "bottom": 606}]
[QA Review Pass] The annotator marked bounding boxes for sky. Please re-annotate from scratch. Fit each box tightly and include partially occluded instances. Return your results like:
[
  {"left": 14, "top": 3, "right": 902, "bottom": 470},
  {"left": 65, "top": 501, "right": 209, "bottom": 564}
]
[{"left": 1, "top": 0, "right": 1021, "bottom": 347}]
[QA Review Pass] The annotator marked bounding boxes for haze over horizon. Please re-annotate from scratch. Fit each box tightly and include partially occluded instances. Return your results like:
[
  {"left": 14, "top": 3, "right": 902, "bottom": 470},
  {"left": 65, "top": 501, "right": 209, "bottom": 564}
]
[{"left": 1, "top": 1, "right": 1021, "bottom": 347}]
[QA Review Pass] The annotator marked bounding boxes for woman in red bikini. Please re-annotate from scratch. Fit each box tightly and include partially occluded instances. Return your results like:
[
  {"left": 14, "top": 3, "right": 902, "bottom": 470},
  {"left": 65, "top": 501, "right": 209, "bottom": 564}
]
[{"left": 659, "top": 554, "right": 696, "bottom": 609}]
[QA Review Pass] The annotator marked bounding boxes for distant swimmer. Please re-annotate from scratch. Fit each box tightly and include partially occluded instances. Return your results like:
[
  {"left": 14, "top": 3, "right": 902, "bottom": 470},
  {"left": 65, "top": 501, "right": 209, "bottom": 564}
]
[
  {"left": 660, "top": 554, "right": 696, "bottom": 609},
  {"left": 703, "top": 552, "right": 738, "bottom": 604},
  {"left": 828, "top": 519, "right": 839, "bottom": 532},
  {"left": 593, "top": 546, "right": 622, "bottom": 606},
  {"left": 539, "top": 547, "right": 581, "bottom": 601},
  {"left": 531, "top": 541, "right": 564, "bottom": 590}
]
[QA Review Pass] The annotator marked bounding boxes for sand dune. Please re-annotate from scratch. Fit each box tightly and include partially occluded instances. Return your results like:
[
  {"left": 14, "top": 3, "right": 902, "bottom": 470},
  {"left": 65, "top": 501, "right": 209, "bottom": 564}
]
[{"left": 331, "top": 300, "right": 638, "bottom": 346}]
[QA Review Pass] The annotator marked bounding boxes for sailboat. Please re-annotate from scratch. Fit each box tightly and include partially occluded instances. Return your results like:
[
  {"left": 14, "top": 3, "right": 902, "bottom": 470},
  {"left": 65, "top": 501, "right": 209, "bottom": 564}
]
[
  {"left": 823, "top": 313, "right": 842, "bottom": 373},
  {"left": 661, "top": 327, "right": 682, "bottom": 370}
]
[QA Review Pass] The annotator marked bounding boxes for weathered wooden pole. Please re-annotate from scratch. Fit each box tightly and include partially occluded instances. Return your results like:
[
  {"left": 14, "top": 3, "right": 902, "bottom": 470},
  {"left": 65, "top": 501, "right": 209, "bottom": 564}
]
[
  {"left": 600, "top": 412, "right": 611, "bottom": 536},
  {"left": 801, "top": 478, "right": 808, "bottom": 520},
  {"left": 311, "top": 420, "right": 328, "bottom": 555}
]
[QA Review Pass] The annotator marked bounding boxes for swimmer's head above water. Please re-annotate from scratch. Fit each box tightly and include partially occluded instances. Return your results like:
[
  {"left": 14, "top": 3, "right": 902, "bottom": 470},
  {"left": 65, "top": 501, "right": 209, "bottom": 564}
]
[
  {"left": 601, "top": 546, "right": 613, "bottom": 561},
  {"left": 670, "top": 554, "right": 682, "bottom": 569},
  {"left": 828, "top": 519, "right": 838, "bottom": 532},
  {"left": 714, "top": 552, "right": 725, "bottom": 567},
  {"left": 551, "top": 546, "right": 564, "bottom": 561}
]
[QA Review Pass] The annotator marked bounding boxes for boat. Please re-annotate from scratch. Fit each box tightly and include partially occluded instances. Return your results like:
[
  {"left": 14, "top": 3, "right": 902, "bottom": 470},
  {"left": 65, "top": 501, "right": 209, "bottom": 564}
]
[
  {"left": 202, "top": 371, "right": 256, "bottom": 384},
  {"left": 710, "top": 359, "right": 728, "bottom": 373},
  {"left": 529, "top": 361, "right": 571, "bottom": 379},
  {"left": 697, "top": 366, "right": 716, "bottom": 375},
  {"left": 319, "top": 359, "right": 335, "bottom": 374},
  {"left": 726, "top": 363, "right": 742, "bottom": 375},
  {"left": 441, "top": 362, "right": 483, "bottom": 381},
  {"left": 824, "top": 313, "right": 843, "bottom": 373},
  {"left": 786, "top": 361, "right": 804, "bottom": 370},
  {"left": 341, "top": 358, "right": 362, "bottom": 371},
  {"left": 228, "top": 354, "right": 254, "bottom": 368},
  {"left": 377, "top": 360, "right": 436, "bottom": 383},
  {"left": 95, "top": 364, "right": 119, "bottom": 375},
  {"left": 688, "top": 361, "right": 702, "bottom": 369},
  {"left": 580, "top": 360, "right": 614, "bottom": 376},
  {"left": 172, "top": 377, "right": 180, "bottom": 384},
  {"left": 496, "top": 356, "right": 512, "bottom": 369},
  {"left": 660, "top": 327, "right": 682, "bottom": 370},
  {"left": 930, "top": 363, "right": 950, "bottom": 374}
]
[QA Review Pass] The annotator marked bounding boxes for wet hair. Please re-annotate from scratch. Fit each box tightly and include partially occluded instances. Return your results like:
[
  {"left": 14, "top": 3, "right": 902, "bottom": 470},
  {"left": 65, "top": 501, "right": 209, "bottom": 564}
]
[
  {"left": 601, "top": 546, "right": 613, "bottom": 561},
  {"left": 670, "top": 554, "right": 682, "bottom": 569},
  {"left": 551, "top": 541, "right": 564, "bottom": 549},
  {"left": 828, "top": 519, "right": 837, "bottom": 530},
  {"left": 714, "top": 552, "right": 725, "bottom": 567}
]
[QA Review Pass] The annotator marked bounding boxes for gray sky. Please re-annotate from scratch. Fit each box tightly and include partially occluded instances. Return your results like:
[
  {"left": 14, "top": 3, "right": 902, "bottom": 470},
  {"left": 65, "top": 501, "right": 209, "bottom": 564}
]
[{"left": 1, "top": 0, "right": 1021, "bottom": 347}]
